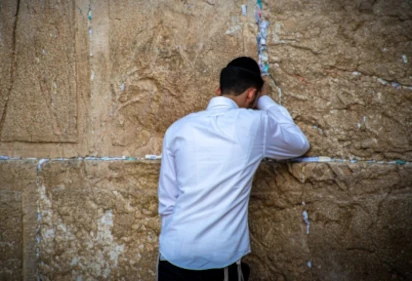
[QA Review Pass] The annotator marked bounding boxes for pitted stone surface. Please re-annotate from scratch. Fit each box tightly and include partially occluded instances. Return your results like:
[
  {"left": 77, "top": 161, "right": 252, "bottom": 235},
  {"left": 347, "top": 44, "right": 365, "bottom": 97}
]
[
  {"left": 1, "top": 0, "right": 78, "bottom": 143},
  {"left": 0, "top": 190, "right": 22, "bottom": 281},
  {"left": 264, "top": 0, "right": 412, "bottom": 160},
  {"left": 1, "top": 0, "right": 411, "bottom": 160},
  {"left": 0, "top": 0, "right": 18, "bottom": 136},
  {"left": 109, "top": 0, "right": 257, "bottom": 156},
  {"left": 248, "top": 161, "right": 412, "bottom": 281},
  {"left": 0, "top": 0, "right": 257, "bottom": 158},
  {"left": 37, "top": 160, "right": 412, "bottom": 281},
  {"left": 0, "top": 160, "right": 38, "bottom": 281},
  {"left": 38, "top": 160, "right": 161, "bottom": 281},
  {"left": 0, "top": 1, "right": 412, "bottom": 280}
]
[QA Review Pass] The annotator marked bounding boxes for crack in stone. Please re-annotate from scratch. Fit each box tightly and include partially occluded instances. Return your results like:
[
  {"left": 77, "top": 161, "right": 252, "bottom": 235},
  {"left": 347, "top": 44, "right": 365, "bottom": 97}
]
[
  {"left": 324, "top": 66, "right": 412, "bottom": 89},
  {"left": 202, "top": 0, "right": 215, "bottom": 6},
  {"left": 284, "top": 43, "right": 329, "bottom": 56}
]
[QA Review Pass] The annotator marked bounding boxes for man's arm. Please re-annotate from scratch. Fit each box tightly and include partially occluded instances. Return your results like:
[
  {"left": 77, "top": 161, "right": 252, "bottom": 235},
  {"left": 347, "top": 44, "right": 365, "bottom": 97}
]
[
  {"left": 158, "top": 132, "right": 178, "bottom": 228},
  {"left": 257, "top": 95, "right": 310, "bottom": 159}
]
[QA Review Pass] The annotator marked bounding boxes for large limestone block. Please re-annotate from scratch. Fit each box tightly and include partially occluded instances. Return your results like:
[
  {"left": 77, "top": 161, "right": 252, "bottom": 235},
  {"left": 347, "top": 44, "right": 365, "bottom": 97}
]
[
  {"left": 1, "top": 0, "right": 411, "bottom": 161},
  {"left": 247, "top": 161, "right": 412, "bottom": 281},
  {"left": 1, "top": 0, "right": 78, "bottom": 143},
  {"left": 109, "top": 0, "right": 258, "bottom": 156},
  {"left": 38, "top": 160, "right": 161, "bottom": 281},
  {"left": 263, "top": 0, "right": 412, "bottom": 160},
  {"left": 0, "top": 0, "right": 92, "bottom": 158},
  {"left": 0, "top": 0, "right": 259, "bottom": 158},
  {"left": 38, "top": 160, "right": 412, "bottom": 281},
  {"left": 0, "top": 160, "right": 38, "bottom": 281}
]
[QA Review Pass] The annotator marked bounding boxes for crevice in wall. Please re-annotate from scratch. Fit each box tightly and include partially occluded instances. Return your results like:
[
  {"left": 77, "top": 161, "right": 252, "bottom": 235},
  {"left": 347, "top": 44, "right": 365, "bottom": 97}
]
[
  {"left": 0, "top": 155, "right": 410, "bottom": 166},
  {"left": 255, "top": 1, "right": 284, "bottom": 104},
  {"left": 88, "top": 1, "right": 94, "bottom": 79},
  {"left": 324, "top": 66, "right": 412, "bottom": 90},
  {"left": 301, "top": 201, "right": 314, "bottom": 275},
  {"left": 0, "top": 0, "right": 21, "bottom": 139},
  {"left": 35, "top": 158, "right": 43, "bottom": 281}
]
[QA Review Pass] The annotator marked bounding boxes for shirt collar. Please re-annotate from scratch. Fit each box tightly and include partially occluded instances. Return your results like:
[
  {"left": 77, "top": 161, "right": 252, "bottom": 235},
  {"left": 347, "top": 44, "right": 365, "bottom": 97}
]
[{"left": 206, "top": 96, "right": 239, "bottom": 111}]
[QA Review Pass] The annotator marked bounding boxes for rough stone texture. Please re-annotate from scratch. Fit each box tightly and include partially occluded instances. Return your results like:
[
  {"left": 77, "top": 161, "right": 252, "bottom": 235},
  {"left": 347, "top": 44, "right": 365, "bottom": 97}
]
[
  {"left": 248, "top": 161, "right": 412, "bottom": 281},
  {"left": 108, "top": 0, "right": 257, "bottom": 156},
  {"left": 1, "top": 0, "right": 78, "bottom": 143},
  {"left": 1, "top": 0, "right": 411, "bottom": 159},
  {"left": 0, "top": 160, "right": 38, "bottom": 281},
  {"left": 264, "top": 0, "right": 412, "bottom": 160},
  {"left": 38, "top": 160, "right": 161, "bottom": 281},
  {"left": 0, "top": 0, "right": 411, "bottom": 160},
  {"left": 1, "top": 0, "right": 412, "bottom": 280},
  {"left": 0, "top": 0, "right": 18, "bottom": 137},
  {"left": 0, "top": 0, "right": 257, "bottom": 158},
  {"left": 37, "top": 160, "right": 412, "bottom": 281},
  {"left": 0, "top": 0, "right": 91, "bottom": 157}
]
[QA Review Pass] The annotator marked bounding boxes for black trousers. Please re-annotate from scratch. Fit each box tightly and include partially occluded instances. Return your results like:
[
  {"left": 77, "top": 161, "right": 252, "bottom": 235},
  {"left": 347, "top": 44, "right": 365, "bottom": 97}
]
[{"left": 157, "top": 260, "right": 250, "bottom": 281}]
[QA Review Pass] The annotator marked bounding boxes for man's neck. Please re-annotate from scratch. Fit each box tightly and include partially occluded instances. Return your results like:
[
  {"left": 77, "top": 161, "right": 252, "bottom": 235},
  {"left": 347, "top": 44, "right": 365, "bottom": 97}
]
[{"left": 221, "top": 94, "right": 244, "bottom": 108}]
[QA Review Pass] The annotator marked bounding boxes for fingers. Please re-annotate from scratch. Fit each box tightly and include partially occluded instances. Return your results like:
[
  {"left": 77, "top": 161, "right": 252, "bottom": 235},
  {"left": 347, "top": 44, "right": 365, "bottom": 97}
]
[{"left": 260, "top": 82, "right": 269, "bottom": 96}]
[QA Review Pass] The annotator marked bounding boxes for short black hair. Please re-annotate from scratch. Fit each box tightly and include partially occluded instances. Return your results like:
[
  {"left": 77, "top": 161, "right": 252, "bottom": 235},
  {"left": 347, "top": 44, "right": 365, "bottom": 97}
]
[{"left": 219, "top": 57, "right": 264, "bottom": 95}]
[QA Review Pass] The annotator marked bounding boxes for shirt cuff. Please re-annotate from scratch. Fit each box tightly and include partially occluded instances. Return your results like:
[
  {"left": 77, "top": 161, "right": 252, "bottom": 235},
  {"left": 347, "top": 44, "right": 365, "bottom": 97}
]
[{"left": 256, "top": 95, "right": 279, "bottom": 111}]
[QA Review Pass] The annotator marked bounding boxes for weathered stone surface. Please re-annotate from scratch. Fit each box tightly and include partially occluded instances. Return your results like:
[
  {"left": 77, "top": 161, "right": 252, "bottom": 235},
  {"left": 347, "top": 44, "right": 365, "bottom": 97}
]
[
  {"left": 37, "top": 160, "right": 412, "bottom": 281},
  {"left": 0, "top": 190, "right": 22, "bottom": 281},
  {"left": 1, "top": 1, "right": 411, "bottom": 160},
  {"left": 247, "top": 161, "right": 412, "bottom": 281},
  {"left": 108, "top": 0, "right": 258, "bottom": 156},
  {"left": 0, "top": 160, "right": 38, "bottom": 281},
  {"left": 264, "top": 0, "right": 412, "bottom": 160},
  {"left": 0, "top": 0, "right": 18, "bottom": 137},
  {"left": 0, "top": 1, "right": 410, "bottom": 281},
  {"left": 38, "top": 160, "right": 161, "bottom": 281},
  {"left": 1, "top": 0, "right": 78, "bottom": 143},
  {"left": 0, "top": 0, "right": 91, "bottom": 158},
  {"left": 0, "top": 0, "right": 258, "bottom": 158}
]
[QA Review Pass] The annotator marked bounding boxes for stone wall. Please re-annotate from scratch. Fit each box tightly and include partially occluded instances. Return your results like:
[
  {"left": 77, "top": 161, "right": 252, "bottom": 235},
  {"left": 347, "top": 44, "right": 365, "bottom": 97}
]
[
  {"left": 0, "top": 161, "right": 37, "bottom": 281},
  {"left": 1, "top": 0, "right": 412, "bottom": 280},
  {"left": 1, "top": 160, "right": 411, "bottom": 280},
  {"left": 249, "top": 161, "right": 412, "bottom": 280},
  {"left": 0, "top": 0, "right": 258, "bottom": 158},
  {"left": 263, "top": 0, "right": 412, "bottom": 161},
  {"left": 1, "top": 0, "right": 409, "bottom": 160}
]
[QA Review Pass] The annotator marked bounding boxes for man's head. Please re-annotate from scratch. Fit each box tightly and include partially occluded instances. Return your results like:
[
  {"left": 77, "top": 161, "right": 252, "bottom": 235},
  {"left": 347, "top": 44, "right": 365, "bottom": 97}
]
[{"left": 218, "top": 57, "right": 264, "bottom": 108}]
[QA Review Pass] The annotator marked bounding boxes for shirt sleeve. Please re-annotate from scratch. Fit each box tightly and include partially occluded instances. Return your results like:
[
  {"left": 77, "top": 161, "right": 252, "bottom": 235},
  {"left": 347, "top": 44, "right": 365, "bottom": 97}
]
[
  {"left": 158, "top": 130, "right": 178, "bottom": 228},
  {"left": 257, "top": 95, "right": 310, "bottom": 159}
]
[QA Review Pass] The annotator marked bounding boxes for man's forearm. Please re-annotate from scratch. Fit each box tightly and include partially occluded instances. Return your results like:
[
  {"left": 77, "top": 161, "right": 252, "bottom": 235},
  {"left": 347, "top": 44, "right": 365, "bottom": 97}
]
[{"left": 257, "top": 95, "right": 310, "bottom": 159}]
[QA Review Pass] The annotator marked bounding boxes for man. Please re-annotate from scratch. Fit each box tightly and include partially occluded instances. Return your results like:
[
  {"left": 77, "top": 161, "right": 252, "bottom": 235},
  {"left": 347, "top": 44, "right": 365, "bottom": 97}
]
[{"left": 157, "top": 57, "right": 309, "bottom": 281}]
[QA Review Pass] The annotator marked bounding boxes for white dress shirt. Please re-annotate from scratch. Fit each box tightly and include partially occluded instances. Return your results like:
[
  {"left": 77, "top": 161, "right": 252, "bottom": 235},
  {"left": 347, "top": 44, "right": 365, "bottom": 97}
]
[{"left": 158, "top": 95, "right": 309, "bottom": 270}]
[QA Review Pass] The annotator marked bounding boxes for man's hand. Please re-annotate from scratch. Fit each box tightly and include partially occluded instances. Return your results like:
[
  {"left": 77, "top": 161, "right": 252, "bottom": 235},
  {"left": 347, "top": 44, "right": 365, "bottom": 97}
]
[
  {"left": 260, "top": 81, "right": 270, "bottom": 96},
  {"left": 252, "top": 81, "right": 269, "bottom": 109}
]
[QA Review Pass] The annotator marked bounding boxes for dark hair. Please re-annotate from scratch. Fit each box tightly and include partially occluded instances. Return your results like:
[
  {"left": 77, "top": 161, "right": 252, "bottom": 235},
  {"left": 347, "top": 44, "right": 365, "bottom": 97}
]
[{"left": 219, "top": 57, "right": 264, "bottom": 95}]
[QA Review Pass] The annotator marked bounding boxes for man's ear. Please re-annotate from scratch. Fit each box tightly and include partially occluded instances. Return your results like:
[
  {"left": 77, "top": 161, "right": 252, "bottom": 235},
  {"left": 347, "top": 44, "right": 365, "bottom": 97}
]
[
  {"left": 216, "top": 88, "right": 222, "bottom": 96},
  {"left": 246, "top": 88, "right": 257, "bottom": 102}
]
